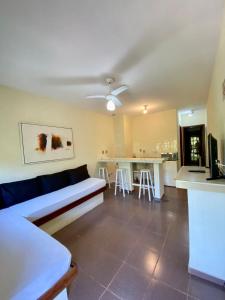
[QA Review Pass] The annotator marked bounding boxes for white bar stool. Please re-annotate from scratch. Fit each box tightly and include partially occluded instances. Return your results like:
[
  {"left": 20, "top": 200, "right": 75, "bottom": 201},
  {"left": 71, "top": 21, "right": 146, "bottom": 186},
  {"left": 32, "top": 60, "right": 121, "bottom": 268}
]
[
  {"left": 138, "top": 169, "right": 154, "bottom": 201},
  {"left": 99, "top": 167, "right": 111, "bottom": 188},
  {"left": 114, "top": 168, "right": 129, "bottom": 198}
]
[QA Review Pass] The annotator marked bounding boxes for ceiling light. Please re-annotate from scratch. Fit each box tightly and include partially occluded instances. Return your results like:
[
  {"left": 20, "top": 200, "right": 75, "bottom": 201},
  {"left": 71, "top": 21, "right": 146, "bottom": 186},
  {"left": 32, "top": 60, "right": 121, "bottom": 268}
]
[
  {"left": 143, "top": 105, "right": 148, "bottom": 114},
  {"left": 106, "top": 100, "right": 115, "bottom": 111},
  {"left": 188, "top": 110, "right": 193, "bottom": 117}
]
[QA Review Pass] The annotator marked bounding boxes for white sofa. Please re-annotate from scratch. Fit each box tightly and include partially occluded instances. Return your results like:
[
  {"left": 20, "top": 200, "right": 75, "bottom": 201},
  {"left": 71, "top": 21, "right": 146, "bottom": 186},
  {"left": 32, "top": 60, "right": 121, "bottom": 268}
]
[
  {"left": 0, "top": 176, "right": 106, "bottom": 300},
  {"left": 0, "top": 212, "right": 71, "bottom": 300},
  {"left": 3, "top": 177, "right": 106, "bottom": 223}
]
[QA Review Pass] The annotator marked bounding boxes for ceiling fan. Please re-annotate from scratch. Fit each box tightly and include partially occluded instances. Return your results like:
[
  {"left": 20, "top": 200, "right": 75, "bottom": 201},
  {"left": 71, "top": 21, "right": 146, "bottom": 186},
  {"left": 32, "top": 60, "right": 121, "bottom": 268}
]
[{"left": 86, "top": 77, "right": 128, "bottom": 111}]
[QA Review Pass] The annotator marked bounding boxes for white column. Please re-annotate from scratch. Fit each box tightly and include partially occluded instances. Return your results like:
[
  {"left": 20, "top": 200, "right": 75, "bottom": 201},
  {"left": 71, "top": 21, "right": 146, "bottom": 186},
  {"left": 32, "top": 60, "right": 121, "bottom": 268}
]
[{"left": 153, "top": 163, "right": 164, "bottom": 199}]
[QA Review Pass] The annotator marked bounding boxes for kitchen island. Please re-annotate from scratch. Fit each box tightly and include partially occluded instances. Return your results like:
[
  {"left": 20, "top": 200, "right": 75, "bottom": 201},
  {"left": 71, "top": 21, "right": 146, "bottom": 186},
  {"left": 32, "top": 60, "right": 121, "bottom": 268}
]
[
  {"left": 176, "top": 166, "right": 225, "bottom": 285},
  {"left": 98, "top": 157, "right": 165, "bottom": 199}
]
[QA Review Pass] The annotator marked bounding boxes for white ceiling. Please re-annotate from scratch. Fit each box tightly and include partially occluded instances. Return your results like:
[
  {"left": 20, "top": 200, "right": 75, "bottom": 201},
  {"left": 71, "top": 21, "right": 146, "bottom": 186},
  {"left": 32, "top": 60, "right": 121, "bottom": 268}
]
[{"left": 0, "top": 0, "right": 224, "bottom": 115}]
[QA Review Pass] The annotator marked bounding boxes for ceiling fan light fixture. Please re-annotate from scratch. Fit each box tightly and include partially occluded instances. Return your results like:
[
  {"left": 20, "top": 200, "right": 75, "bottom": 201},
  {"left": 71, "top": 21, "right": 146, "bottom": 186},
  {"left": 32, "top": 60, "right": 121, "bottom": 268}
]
[
  {"left": 188, "top": 110, "right": 194, "bottom": 117},
  {"left": 106, "top": 100, "right": 116, "bottom": 111}
]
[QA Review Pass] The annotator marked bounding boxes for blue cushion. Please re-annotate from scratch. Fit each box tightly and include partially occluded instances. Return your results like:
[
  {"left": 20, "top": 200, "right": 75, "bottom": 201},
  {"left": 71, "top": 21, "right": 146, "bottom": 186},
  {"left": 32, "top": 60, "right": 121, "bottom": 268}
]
[
  {"left": 67, "top": 164, "right": 90, "bottom": 185},
  {"left": 0, "top": 178, "right": 42, "bottom": 208},
  {"left": 0, "top": 189, "right": 4, "bottom": 209},
  {"left": 38, "top": 170, "right": 70, "bottom": 194}
]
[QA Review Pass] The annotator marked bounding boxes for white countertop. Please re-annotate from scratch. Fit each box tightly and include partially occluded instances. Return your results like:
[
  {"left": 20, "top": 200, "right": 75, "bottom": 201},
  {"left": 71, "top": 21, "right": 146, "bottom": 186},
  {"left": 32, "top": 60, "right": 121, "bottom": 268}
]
[
  {"left": 98, "top": 157, "right": 165, "bottom": 164},
  {"left": 176, "top": 166, "right": 225, "bottom": 193}
]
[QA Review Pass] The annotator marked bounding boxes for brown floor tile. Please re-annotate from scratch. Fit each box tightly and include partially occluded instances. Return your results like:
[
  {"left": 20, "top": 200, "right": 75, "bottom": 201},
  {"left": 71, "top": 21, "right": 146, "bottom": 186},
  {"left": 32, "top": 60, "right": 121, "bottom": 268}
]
[
  {"left": 100, "top": 290, "right": 121, "bottom": 300},
  {"left": 54, "top": 186, "right": 224, "bottom": 300},
  {"left": 88, "top": 250, "right": 123, "bottom": 287},
  {"left": 100, "top": 224, "right": 140, "bottom": 260},
  {"left": 154, "top": 255, "right": 189, "bottom": 293},
  {"left": 167, "top": 224, "right": 189, "bottom": 247},
  {"left": 109, "top": 263, "right": 150, "bottom": 300},
  {"left": 126, "top": 243, "right": 159, "bottom": 277},
  {"left": 127, "top": 208, "right": 152, "bottom": 229},
  {"left": 139, "top": 230, "right": 165, "bottom": 253},
  {"left": 145, "top": 217, "right": 171, "bottom": 236},
  {"left": 144, "top": 279, "right": 187, "bottom": 300},
  {"left": 70, "top": 237, "right": 100, "bottom": 270},
  {"left": 161, "top": 240, "right": 189, "bottom": 265},
  {"left": 68, "top": 270, "right": 104, "bottom": 300}
]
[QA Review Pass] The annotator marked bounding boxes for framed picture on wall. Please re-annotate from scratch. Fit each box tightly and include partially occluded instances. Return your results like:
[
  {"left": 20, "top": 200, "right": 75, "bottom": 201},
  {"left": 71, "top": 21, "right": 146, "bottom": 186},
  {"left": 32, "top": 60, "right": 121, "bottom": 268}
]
[{"left": 20, "top": 123, "right": 74, "bottom": 164}]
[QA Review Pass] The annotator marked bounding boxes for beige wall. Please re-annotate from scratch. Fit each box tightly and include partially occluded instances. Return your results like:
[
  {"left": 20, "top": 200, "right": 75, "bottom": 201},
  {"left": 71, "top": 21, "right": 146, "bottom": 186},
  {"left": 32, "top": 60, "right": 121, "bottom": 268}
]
[
  {"left": 0, "top": 86, "right": 115, "bottom": 183},
  {"left": 207, "top": 9, "right": 225, "bottom": 162},
  {"left": 179, "top": 109, "right": 207, "bottom": 127},
  {"left": 132, "top": 109, "right": 178, "bottom": 157}
]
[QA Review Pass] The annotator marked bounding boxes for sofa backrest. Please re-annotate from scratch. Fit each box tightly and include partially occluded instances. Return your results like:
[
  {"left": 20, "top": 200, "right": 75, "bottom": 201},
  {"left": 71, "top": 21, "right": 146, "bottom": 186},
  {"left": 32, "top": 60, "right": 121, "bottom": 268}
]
[{"left": 0, "top": 164, "right": 90, "bottom": 209}]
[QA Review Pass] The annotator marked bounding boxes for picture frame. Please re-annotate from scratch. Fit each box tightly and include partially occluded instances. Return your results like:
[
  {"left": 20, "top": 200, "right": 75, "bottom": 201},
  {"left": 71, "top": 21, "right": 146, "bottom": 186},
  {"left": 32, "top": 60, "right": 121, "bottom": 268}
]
[{"left": 20, "top": 123, "right": 74, "bottom": 164}]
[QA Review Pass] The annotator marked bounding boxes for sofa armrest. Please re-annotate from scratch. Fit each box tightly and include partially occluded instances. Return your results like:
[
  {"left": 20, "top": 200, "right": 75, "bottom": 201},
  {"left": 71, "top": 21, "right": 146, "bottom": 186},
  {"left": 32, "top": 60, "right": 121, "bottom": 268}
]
[{"left": 38, "top": 262, "right": 77, "bottom": 300}]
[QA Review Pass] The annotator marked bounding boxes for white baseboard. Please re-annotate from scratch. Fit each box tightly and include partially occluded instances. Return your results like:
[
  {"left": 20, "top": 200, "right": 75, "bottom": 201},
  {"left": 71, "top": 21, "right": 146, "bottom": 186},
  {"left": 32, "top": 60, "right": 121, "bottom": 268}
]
[
  {"left": 40, "top": 193, "right": 104, "bottom": 235},
  {"left": 188, "top": 267, "right": 225, "bottom": 286}
]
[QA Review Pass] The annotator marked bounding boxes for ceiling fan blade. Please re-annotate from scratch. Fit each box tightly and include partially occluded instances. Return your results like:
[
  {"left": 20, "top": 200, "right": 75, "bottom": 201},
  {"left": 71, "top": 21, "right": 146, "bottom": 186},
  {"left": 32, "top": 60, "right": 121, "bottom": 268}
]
[
  {"left": 106, "top": 94, "right": 122, "bottom": 107},
  {"left": 86, "top": 95, "right": 106, "bottom": 100},
  {"left": 111, "top": 85, "right": 128, "bottom": 96}
]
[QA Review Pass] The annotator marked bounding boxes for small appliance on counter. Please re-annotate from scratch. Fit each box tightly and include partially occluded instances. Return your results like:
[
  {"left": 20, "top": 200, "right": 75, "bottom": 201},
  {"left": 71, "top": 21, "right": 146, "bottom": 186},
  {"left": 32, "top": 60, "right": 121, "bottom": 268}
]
[{"left": 161, "top": 152, "right": 178, "bottom": 161}]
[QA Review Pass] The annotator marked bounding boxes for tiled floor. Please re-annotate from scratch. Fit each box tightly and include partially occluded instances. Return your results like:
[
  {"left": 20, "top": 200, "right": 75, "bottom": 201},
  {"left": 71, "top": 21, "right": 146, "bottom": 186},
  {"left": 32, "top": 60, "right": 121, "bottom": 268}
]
[{"left": 54, "top": 187, "right": 225, "bottom": 300}]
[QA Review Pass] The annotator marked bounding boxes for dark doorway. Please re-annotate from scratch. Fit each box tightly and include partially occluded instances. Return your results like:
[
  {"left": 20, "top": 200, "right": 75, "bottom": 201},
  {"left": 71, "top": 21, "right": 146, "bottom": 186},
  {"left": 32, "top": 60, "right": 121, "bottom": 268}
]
[{"left": 180, "top": 124, "right": 206, "bottom": 166}]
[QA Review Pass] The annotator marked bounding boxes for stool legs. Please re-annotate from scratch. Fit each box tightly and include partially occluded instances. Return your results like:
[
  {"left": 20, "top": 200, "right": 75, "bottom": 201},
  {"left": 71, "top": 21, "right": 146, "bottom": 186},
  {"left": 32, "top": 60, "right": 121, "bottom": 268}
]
[
  {"left": 114, "top": 170, "right": 117, "bottom": 195},
  {"left": 139, "top": 169, "right": 153, "bottom": 201},
  {"left": 105, "top": 169, "right": 111, "bottom": 188},
  {"left": 149, "top": 170, "right": 155, "bottom": 197},
  {"left": 121, "top": 171, "right": 125, "bottom": 197},
  {"left": 99, "top": 167, "right": 111, "bottom": 188},
  {"left": 146, "top": 171, "right": 151, "bottom": 202},
  {"left": 115, "top": 169, "right": 129, "bottom": 198},
  {"left": 138, "top": 171, "right": 143, "bottom": 199}
]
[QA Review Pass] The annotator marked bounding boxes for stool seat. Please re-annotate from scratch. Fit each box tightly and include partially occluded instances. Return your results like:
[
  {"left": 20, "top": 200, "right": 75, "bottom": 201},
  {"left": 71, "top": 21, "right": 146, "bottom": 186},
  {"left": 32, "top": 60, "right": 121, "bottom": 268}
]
[
  {"left": 115, "top": 168, "right": 129, "bottom": 198},
  {"left": 138, "top": 169, "right": 154, "bottom": 201},
  {"left": 99, "top": 167, "right": 111, "bottom": 188}
]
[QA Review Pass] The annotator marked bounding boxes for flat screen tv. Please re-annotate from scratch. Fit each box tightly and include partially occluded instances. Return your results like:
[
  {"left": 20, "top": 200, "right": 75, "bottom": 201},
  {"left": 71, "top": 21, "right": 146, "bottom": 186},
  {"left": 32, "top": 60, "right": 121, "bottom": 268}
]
[{"left": 207, "top": 133, "right": 220, "bottom": 179}]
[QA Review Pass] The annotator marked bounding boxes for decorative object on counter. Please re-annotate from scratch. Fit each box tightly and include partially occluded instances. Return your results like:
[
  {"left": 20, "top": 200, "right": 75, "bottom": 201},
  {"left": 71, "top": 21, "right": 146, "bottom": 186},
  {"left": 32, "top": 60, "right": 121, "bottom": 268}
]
[
  {"left": 138, "top": 148, "right": 146, "bottom": 158},
  {"left": 217, "top": 163, "right": 225, "bottom": 177},
  {"left": 161, "top": 152, "right": 178, "bottom": 161},
  {"left": 20, "top": 123, "right": 74, "bottom": 164},
  {"left": 101, "top": 149, "right": 109, "bottom": 159}
]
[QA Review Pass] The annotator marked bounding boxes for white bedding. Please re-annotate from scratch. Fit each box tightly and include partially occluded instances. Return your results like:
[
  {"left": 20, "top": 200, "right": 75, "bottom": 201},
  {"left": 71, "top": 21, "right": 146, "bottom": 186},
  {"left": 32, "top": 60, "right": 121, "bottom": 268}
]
[
  {"left": 4, "top": 178, "right": 106, "bottom": 221},
  {"left": 0, "top": 212, "right": 71, "bottom": 300}
]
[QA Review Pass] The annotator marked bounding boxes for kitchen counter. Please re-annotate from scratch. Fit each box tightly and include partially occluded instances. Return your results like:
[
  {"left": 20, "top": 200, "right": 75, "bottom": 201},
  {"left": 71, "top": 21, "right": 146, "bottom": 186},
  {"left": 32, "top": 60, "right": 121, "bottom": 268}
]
[
  {"left": 98, "top": 157, "right": 165, "bottom": 199},
  {"left": 99, "top": 157, "right": 165, "bottom": 163},
  {"left": 176, "top": 166, "right": 225, "bottom": 193}
]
